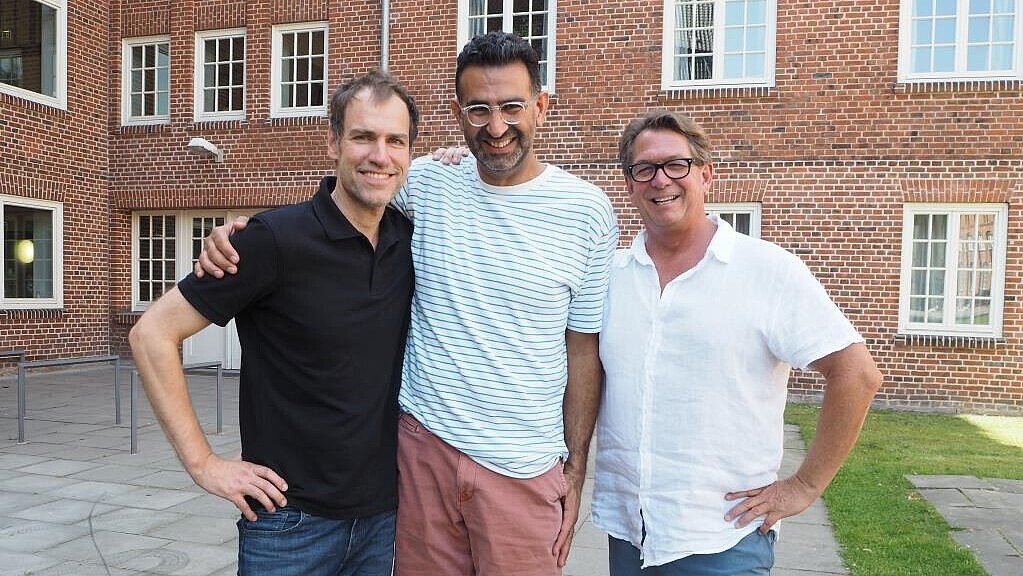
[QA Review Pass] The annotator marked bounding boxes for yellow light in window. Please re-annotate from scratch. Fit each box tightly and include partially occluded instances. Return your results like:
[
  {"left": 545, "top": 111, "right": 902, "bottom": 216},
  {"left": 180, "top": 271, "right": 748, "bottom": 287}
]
[{"left": 14, "top": 239, "right": 34, "bottom": 264}]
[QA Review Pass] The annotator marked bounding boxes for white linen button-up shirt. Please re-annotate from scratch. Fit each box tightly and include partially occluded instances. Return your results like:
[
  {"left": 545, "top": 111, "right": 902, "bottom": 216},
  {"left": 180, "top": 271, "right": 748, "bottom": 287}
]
[{"left": 592, "top": 216, "right": 862, "bottom": 568}]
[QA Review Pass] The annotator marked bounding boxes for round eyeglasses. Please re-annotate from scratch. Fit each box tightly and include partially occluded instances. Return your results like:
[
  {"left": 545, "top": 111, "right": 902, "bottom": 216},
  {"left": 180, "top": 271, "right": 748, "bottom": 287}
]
[
  {"left": 626, "top": 159, "right": 694, "bottom": 182},
  {"left": 460, "top": 100, "right": 534, "bottom": 127}
]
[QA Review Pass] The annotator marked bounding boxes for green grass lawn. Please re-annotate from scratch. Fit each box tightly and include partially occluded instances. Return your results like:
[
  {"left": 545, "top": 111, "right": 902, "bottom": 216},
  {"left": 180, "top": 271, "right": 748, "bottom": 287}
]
[{"left": 785, "top": 404, "right": 1023, "bottom": 576}]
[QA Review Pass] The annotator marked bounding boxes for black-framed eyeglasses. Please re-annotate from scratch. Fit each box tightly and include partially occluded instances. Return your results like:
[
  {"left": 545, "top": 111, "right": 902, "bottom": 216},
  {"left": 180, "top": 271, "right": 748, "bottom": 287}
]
[
  {"left": 460, "top": 98, "right": 535, "bottom": 127},
  {"left": 626, "top": 159, "right": 694, "bottom": 182}
]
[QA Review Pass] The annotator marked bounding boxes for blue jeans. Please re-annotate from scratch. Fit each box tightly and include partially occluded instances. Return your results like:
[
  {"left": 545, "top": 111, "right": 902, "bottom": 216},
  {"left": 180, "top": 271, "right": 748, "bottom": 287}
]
[
  {"left": 237, "top": 506, "right": 395, "bottom": 576},
  {"left": 609, "top": 530, "right": 776, "bottom": 576}
]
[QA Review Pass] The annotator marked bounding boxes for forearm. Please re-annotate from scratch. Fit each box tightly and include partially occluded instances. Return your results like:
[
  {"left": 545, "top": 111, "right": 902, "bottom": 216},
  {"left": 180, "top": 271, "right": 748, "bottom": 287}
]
[
  {"left": 129, "top": 293, "right": 215, "bottom": 474},
  {"left": 797, "top": 343, "right": 882, "bottom": 494},
  {"left": 563, "top": 330, "right": 602, "bottom": 478}
]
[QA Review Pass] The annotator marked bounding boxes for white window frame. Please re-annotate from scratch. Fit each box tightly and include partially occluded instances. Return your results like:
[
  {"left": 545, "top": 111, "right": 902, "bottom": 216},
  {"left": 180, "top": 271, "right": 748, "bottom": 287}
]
[
  {"left": 121, "top": 35, "right": 171, "bottom": 126},
  {"left": 661, "top": 0, "right": 776, "bottom": 90},
  {"left": 270, "top": 22, "right": 328, "bottom": 119},
  {"left": 0, "top": 194, "right": 63, "bottom": 309},
  {"left": 705, "top": 202, "right": 761, "bottom": 237},
  {"left": 898, "top": 0, "right": 1023, "bottom": 82},
  {"left": 456, "top": 0, "right": 557, "bottom": 93},
  {"left": 898, "top": 203, "right": 1008, "bottom": 338},
  {"left": 194, "top": 28, "right": 246, "bottom": 122},
  {"left": 0, "top": 0, "right": 67, "bottom": 109},
  {"left": 131, "top": 210, "right": 258, "bottom": 310}
]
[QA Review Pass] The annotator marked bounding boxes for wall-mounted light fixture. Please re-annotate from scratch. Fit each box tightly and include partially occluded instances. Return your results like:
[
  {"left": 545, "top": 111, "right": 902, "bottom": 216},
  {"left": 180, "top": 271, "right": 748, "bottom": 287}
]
[{"left": 187, "top": 137, "right": 224, "bottom": 163}]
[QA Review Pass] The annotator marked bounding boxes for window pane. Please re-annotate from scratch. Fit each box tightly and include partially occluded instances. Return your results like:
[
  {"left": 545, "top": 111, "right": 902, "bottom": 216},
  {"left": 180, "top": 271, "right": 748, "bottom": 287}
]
[
  {"left": 930, "top": 241, "right": 946, "bottom": 267},
  {"left": 2, "top": 205, "right": 54, "bottom": 299},
  {"left": 297, "top": 32, "right": 310, "bottom": 56},
  {"left": 970, "top": 0, "right": 991, "bottom": 14},
  {"left": 990, "top": 45, "right": 1013, "bottom": 69},
  {"left": 915, "top": 0, "right": 933, "bottom": 17},
  {"left": 311, "top": 31, "right": 324, "bottom": 55},
  {"left": 911, "top": 270, "right": 927, "bottom": 295},
  {"left": 747, "top": 27, "right": 765, "bottom": 51},
  {"left": 935, "top": 0, "right": 956, "bottom": 16},
  {"left": 283, "top": 33, "right": 295, "bottom": 58},
  {"left": 932, "top": 214, "right": 948, "bottom": 239},
  {"left": 968, "top": 16, "right": 991, "bottom": 42},
  {"left": 725, "top": 29, "right": 744, "bottom": 51},
  {"left": 725, "top": 1, "right": 744, "bottom": 26},
  {"left": 934, "top": 19, "right": 956, "bottom": 43},
  {"left": 912, "top": 47, "right": 932, "bottom": 72},
  {"left": 205, "top": 39, "right": 217, "bottom": 63},
  {"left": 928, "top": 270, "right": 945, "bottom": 295},
  {"left": 734, "top": 213, "right": 751, "bottom": 235},
  {"left": 910, "top": 297, "right": 926, "bottom": 322},
  {"left": 912, "top": 242, "right": 928, "bottom": 267},
  {"left": 914, "top": 19, "right": 933, "bottom": 43},
  {"left": 724, "top": 54, "right": 742, "bottom": 77}
]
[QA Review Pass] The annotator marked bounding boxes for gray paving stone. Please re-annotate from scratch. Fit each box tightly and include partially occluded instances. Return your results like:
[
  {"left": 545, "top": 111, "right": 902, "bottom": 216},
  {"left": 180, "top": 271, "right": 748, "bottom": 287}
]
[
  {"left": 46, "top": 479, "right": 138, "bottom": 502},
  {"left": 121, "top": 540, "right": 236, "bottom": 575},
  {"left": 9, "top": 499, "right": 114, "bottom": 525},
  {"left": 25, "top": 560, "right": 145, "bottom": 575},
  {"left": 0, "top": 492, "right": 57, "bottom": 516},
  {"left": 0, "top": 550, "right": 62, "bottom": 575},
  {"left": 0, "top": 442, "right": 67, "bottom": 456},
  {"left": 775, "top": 521, "right": 847, "bottom": 573},
  {"left": 39, "top": 529, "right": 170, "bottom": 563},
  {"left": 961, "top": 487, "right": 1023, "bottom": 511},
  {"left": 69, "top": 463, "right": 158, "bottom": 483},
  {"left": 915, "top": 487, "right": 974, "bottom": 509},
  {"left": 81, "top": 506, "right": 186, "bottom": 535},
  {"left": 46, "top": 445, "right": 122, "bottom": 461},
  {"left": 135, "top": 469, "right": 198, "bottom": 490},
  {"left": 0, "top": 473, "right": 79, "bottom": 494},
  {"left": 0, "top": 520, "right": 89, "bottom": 553},
  {"left": 905, "top": 474, "right": 994, "bottom": 490},
  {"left": 17, "top": 458, "right": 99, "bottom": 477},
  {"left": 165, "top": 493, "right": 239, "bottom": 518},
  {"left": 985, "top": 478, "right": 1023, "bottom": 494},
  {"left": 102, "top": 486, "right": 202, "bottom": 511},
  {"left": 147, "top": 514, "right": 238, "bottom": 545},
  {"left": 0, "top": 453, "right": 48, "bottom": 470}
]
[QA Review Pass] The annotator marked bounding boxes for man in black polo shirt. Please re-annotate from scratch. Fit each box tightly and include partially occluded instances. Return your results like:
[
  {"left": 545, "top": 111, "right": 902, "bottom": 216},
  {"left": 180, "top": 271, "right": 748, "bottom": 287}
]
[{"left": 129, "top": 70, "right": 418, "bottom": 576}]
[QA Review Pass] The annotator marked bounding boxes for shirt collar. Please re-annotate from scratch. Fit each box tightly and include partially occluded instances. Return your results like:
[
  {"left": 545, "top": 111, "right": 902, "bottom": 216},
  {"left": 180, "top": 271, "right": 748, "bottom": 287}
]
[
  {"left": 620, "top": 213, "right": 737, "bottom": 268},
  {"left": 311, "top": 175, "right": 402, "bottom": 249}
]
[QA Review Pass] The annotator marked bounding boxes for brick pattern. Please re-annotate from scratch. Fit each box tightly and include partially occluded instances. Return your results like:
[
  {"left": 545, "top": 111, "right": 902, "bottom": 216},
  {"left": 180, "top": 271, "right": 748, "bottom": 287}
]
[
  {"left": 5, "top": 1, "right": 1022, "bottom": 411},
  {"left": 0, "top": 0, "right": 111, "bottom": 364}
]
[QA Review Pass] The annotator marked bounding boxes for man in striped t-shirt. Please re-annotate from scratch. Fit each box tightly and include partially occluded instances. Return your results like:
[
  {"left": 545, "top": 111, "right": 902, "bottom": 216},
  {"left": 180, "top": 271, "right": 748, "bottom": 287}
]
[{"left": 198, "top": 32, "right": 617, "bottom": 575}]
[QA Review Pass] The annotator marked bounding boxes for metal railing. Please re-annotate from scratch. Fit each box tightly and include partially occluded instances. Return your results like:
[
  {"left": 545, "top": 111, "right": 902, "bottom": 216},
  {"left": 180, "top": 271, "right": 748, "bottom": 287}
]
[
  {"left": 15, "top": 355, "right": 122, "bottom": 444},
  {"left": 130, "top": 361, "right": 224, "bottom": 454}
]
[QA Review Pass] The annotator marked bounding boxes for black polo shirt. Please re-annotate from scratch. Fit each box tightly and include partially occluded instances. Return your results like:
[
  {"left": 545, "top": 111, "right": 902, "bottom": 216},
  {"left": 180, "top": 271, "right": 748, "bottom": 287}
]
[{"left": 177, "top": 176, "right": 413, "bottom": 519}]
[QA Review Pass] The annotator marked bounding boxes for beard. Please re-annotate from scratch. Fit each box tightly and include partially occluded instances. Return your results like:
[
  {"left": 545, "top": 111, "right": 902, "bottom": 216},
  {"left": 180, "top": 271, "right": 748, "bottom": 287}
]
[{"left": 466, "top": 124, "right": 531, "bottom": 176}]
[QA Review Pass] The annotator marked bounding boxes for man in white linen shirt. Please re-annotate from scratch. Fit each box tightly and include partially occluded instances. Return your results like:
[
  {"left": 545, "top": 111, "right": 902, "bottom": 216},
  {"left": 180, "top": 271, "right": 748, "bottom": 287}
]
[{"left": 592, "top": 110, "right": 882, "bottom": 575}]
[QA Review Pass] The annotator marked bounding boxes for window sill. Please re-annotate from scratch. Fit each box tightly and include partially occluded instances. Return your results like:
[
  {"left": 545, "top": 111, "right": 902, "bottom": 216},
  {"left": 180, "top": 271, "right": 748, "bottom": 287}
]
[
  {"left": 891, "top": 79, "right": 1023, "bottom": 94},
  {"left": 662, "top": 85, "right": 775, "bottom": 100},
  {"left": 0, "top": 308, "right": 65, "bottom": 319},
  {"left": 894, "top": 333, "right": 1005, "bottom": 349}
]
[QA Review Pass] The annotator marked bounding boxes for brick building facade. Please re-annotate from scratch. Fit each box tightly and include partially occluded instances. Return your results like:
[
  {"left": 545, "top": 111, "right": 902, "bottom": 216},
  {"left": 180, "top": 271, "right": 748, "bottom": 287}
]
[{"left": 3, "top": 0, "right": 1022, "bottom": 413}]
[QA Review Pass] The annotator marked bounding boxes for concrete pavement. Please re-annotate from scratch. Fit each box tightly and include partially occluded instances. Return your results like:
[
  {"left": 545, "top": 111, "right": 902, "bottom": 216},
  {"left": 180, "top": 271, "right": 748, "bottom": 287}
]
[{"left": 0, "top": 364, "right": 896, "bottom": 575}]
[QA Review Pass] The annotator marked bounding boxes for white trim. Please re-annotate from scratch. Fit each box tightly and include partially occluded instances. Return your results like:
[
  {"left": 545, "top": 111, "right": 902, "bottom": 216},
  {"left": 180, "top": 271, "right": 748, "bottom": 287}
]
[
  {"left": 270, "top": 22, "right": 328, "bottom": 118},
  {"left": 0, "top": 0, "right": 67, "bottom": 109},
  {"left": 897, "top": 0, "right": 1023, "bottom": 83},
  {"left": 705, "top": 202, "right": 761, "bottom": 237},
  {"left": 456, "top": 0, "right": 557, "bottom": 93},
  {"left": 0, "top": 194, "right": 63, "bottom": 309},
  {"left": 661, "top": 0, "right": 777, "bottom": 90},
  {"left": 898, "top": 203, "right": 1008, "bottom": 338},
  {"left": 194, "top": 28, "right": 247, "bottom": 122},
  {"left": 121, "top": 35, "right": 171, "bottom": 126},
  {"left": 131, "top": 209, "right": 259, "bottom": 310}
]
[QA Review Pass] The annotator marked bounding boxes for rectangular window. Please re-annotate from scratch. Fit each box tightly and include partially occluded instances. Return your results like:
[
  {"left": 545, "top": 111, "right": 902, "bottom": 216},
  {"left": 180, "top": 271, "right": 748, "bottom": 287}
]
[
  {"left": 899, "top": 204, "right": 1007, "bottom": 337},
  {"left": 122, "top": 36, "right": 170, "bottom": 125},
  {"left": 271, "top": 22, "right": 327, "bottom": 118},
  {"left": 899, "top": 0, "right": 1021, "bottom": 81},
  {"left": 1, "top": 195, "right": 62, "bottom": 309},
  {"left": 705, "top": 202, "right": 761, "bottom": 237},
  {"left": 459, "top": 0, "right": 556, "bottom": 91},
  {"left": 195, "top": 28, "right": 245, "bottom": 121},
  {"left": 133, "top": 212, "right": 231, "bottom": 309},
  {"left": 662, "top": 0, "right": 776, "bottom": 89},
  {"left": 0, "top": 0, "right": 67, "bottom": 108}
]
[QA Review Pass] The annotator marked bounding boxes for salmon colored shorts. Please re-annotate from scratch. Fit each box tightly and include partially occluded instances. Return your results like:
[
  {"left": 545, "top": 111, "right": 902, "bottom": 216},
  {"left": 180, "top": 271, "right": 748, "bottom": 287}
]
[{"left": 394, "top": 412, "right": 568, "bottom": 576}]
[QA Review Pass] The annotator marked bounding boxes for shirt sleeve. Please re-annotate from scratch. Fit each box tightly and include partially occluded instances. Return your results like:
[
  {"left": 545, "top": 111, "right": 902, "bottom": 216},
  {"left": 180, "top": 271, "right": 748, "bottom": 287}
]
[
  {"left": 567, "top": 202, "right": 620, "bottom": 334},
  {"left": 766, "top": 255, "right": 863, "bottom": 370},
  {"left": 176, "top": 217, "right": 279, "bottom": 327}
]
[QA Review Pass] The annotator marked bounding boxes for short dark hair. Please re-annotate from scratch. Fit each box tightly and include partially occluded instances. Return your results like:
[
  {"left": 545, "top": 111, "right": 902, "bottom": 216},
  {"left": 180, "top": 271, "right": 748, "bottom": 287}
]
[
  {"left": 618, "top": 111, "right": 713, "bottom": 171},
  {"left": 329, "top": 70, "right": 419, "bottom": 147},
  {"left": 455, "top": 31, "right": 542, "bottom": 101}
]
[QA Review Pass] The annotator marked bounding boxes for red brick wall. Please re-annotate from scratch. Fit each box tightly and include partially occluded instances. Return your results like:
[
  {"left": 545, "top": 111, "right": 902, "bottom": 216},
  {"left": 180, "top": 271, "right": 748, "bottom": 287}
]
[
  {"left": 1, "top": 0, "right": 111, "bottom": 363},
  {"left": 100, "top": 1, "right": 1022, "bottom": 413}
]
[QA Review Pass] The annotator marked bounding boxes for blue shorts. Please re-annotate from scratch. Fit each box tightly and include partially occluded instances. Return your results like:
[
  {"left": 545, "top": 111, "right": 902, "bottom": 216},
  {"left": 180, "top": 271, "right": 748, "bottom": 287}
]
[
  {"left": 609, "top": 529, "right": 776, "bottom": 576},
  {"left": 237, "top": 506, "right": 395, "bottom": 576}
]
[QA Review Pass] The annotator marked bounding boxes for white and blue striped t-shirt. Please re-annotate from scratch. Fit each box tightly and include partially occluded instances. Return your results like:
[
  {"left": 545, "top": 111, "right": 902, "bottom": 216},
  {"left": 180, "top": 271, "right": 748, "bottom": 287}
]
[{"left": 393, "top": 156, "right": 619, "bottom": 478}]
